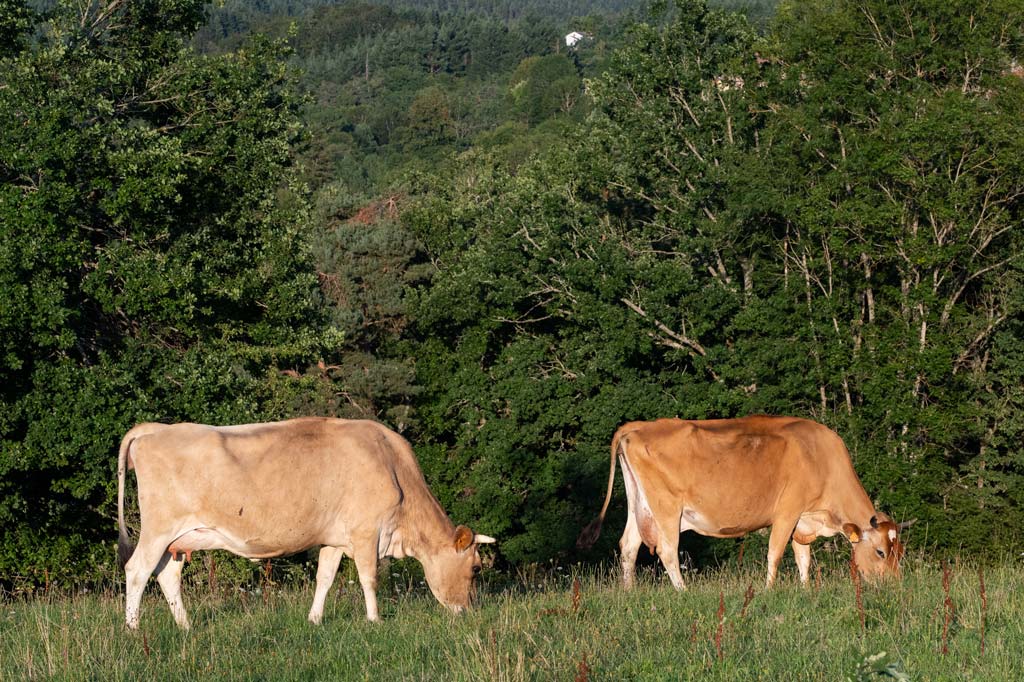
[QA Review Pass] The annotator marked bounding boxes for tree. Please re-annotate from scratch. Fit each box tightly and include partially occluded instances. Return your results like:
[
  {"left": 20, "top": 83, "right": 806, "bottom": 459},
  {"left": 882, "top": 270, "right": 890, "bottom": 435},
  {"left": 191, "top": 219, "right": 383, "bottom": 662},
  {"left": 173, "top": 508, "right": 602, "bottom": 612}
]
[
  {"left": 0, "top": 0, "right": 338, "bottom": 583},
  {"left": 509, "top": 54, "right": 582, "bottom": 124},
  {"left": 400, "top": 0, "right": 1024, "bottom": 562},
  {"left": 403, "top": 85, "right": 456, "bottom": 148},
  {"left": 309, "top": 185, "right": 426, "bottom": 430},
  {"left": 0, "top": 0, "right": 33, "bottom": 57},
  {"left": 743, "top": 0, "right": 1024, "bottom": 545},
  {"left": 401, "top": 1, "right": 760, "bottom": 563}
]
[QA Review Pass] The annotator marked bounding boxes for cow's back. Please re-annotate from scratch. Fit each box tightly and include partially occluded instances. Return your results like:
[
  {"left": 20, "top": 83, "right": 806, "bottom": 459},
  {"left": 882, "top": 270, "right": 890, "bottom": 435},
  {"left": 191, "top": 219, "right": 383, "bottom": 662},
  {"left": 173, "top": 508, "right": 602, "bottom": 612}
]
[
  {"left": 620, "top": 416, "right": 853, "bottom": 521},
  {"left": 130, "top": 418, "right": 406, "bottom": 556}
]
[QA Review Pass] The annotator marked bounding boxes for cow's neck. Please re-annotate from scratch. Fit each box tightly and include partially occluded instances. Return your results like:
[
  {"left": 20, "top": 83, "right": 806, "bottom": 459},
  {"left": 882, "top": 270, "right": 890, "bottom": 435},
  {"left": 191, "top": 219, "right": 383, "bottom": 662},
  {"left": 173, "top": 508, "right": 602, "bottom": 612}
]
[
  {"left": 834, "top": 481, "right": 878, "bottom": 530},
  {"left": 388, "top": 483, "right": 456, "bottom": 561}
]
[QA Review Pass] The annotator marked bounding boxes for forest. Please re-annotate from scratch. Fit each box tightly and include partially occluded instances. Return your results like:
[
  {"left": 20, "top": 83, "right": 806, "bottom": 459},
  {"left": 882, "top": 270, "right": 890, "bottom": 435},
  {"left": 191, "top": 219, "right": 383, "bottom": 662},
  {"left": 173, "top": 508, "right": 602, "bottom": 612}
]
[{"left": 1, "top": 0, "right": 1022, "bottom": 588}]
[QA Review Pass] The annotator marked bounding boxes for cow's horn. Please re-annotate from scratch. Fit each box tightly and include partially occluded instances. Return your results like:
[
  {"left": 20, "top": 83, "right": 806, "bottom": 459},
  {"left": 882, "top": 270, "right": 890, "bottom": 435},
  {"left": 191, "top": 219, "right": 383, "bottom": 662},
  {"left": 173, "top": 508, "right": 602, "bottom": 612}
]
[
  {"left": 897, "top": 519, "right": 917, "bottom": 531},
  {"left": 474, "top": 534, "right": 496, "bottom": 544}
]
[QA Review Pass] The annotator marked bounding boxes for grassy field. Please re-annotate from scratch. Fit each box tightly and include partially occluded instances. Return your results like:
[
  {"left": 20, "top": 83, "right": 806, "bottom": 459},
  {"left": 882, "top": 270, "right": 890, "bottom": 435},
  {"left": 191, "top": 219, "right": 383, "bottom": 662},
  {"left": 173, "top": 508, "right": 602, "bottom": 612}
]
[{"left": 2, "top": 555, "right": 1021, "bottom": 681}]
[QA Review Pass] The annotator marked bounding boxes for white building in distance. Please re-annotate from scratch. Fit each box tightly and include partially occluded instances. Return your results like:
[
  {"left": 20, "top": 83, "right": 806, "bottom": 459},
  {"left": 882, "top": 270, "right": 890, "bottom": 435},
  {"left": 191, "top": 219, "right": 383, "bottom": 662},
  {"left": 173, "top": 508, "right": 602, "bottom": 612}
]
[{"left": 565, "top": 31, "right": 588, "bottom": 48}]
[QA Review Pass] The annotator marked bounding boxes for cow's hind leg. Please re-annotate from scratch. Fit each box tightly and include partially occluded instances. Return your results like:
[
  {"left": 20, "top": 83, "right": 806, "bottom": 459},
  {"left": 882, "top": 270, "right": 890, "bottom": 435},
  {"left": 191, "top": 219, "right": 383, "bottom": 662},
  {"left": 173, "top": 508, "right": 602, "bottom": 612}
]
[
  {"left": 352, "top": 545, "right": 380, "bottom": 622},
  {"left": 765, "top": 517, "right": 800, "bottom": 587},
  {"left": 619, "top": 513, "right": 642, "bottom": 589},
  {"left": 308, "top": 546, "right": 344, "bottom": 625},
  {"left": 655, "top": 525, "right": 686, "bottom": 590},
  {"left": 155, "top": 552, "right": 190, "bottom": 629},
  {"left": 124, "top": 535, "right": 173, "bottom": 630},
  {"left": 791, "top": 539, "right": 812, "bottom": 586}
]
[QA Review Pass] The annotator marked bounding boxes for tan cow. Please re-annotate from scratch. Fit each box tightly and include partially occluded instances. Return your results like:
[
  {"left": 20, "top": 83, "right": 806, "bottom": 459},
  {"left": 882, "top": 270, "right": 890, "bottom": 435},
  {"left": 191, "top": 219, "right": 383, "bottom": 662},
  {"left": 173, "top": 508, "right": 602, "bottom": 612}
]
[
  {"left": 116, "top": 418, "right": 495, "bottom": 629},
  {"left": 577, "top": 416, "right": 907, "bottom": 588}
]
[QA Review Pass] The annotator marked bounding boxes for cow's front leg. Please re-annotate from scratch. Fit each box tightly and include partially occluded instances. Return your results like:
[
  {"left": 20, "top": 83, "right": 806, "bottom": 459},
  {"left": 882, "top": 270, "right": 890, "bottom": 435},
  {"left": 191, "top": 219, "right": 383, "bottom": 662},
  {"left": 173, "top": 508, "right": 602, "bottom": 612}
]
[
  {"left": 308, "top": 546, "right": 345, "bottom": 625},
  {"left": 352, "top": 545, "right": 380, "bottom": 622}
]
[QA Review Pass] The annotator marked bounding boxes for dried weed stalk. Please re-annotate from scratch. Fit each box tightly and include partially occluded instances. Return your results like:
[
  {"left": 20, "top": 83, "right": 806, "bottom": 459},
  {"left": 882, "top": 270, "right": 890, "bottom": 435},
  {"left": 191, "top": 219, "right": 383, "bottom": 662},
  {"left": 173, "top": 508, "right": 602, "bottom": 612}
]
[
  {"left": 263, "top": 559, "right": 272, "bottom": 606},
  {"left": 941, "top": 561, "right": 955, "bottom": 656},
  {"left": 575, "top": 653, "right": 590, "bottom": 682},
  {"left": 740, "top": 583, "right": 755, "bottom": 619},
  {"left": 850, "top": 556, "right": 865, "bottom": 636}
]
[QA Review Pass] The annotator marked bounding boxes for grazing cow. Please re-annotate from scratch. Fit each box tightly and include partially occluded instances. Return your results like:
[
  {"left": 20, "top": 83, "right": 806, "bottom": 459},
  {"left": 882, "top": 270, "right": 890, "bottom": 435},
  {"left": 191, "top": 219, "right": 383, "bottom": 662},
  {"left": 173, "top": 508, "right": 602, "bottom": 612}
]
[
  {"left": 117, "top": 418, "right": 495, "bottom": 629},
  {"left": 577, "top": 416, "right": 908, "bottom": 588}
]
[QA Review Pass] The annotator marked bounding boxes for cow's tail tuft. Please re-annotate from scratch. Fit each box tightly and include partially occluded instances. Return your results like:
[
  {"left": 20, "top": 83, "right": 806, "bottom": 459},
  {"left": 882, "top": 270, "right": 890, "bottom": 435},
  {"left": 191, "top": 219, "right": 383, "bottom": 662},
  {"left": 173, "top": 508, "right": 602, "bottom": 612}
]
[
  {"left": 576, "top": 427, "right": 628, "bottom": 549},
  {"left": 117, "top": 432, "right": 136, "bottom": 569}
]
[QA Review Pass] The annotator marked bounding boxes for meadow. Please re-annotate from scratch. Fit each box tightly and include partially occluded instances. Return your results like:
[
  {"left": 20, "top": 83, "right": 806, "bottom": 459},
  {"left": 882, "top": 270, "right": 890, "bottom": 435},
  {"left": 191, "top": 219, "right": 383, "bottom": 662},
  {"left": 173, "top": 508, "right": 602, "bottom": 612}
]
[{"left": 3, "top": 555, "right": 1021, "bottom": 681}]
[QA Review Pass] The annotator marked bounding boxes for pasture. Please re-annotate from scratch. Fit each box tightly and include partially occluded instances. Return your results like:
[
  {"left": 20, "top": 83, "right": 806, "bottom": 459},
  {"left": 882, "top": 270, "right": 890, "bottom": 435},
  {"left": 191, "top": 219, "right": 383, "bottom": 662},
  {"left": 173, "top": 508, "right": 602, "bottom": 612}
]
[{"left": 3, "top": 556, "right": 1020, "bottom": 681}]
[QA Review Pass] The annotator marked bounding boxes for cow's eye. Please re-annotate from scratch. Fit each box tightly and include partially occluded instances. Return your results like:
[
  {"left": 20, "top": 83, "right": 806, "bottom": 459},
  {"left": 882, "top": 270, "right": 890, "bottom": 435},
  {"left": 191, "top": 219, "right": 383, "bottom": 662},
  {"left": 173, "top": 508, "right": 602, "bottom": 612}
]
[
  {"left": 875, "top": 549, "right": 886, "bottom": 559},
  {"left": 472, "top": 565, "right": 482, "bottom": 575}
]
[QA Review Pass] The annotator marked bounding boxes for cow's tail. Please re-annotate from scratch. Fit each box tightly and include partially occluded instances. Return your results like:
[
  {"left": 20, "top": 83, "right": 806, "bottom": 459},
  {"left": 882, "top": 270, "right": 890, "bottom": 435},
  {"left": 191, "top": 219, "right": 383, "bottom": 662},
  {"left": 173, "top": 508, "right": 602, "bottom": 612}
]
[
  {"left": 117, "top": 431, "right": 137, "bottom": 569},
  {"left": 576, "top": 427, "right": 629, "bottom": 549}
]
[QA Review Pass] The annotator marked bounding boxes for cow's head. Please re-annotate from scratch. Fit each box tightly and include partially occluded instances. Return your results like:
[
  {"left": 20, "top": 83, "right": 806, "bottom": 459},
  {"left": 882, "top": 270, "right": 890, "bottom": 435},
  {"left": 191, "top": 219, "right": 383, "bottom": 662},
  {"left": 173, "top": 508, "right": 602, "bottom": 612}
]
[
  {"left": 422, "top": 525, "right": 495, "bottom": 614},
  {"left": 843, "top": 514, "right": 911, "bottom": 579}
]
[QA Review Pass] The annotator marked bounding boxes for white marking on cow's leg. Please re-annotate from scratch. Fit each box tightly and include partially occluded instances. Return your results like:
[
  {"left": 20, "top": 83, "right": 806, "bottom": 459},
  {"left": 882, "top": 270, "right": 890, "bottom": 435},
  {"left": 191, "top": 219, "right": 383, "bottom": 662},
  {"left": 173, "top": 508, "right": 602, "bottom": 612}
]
[
  {"left": 123, "top": 536, "right": 169, "bottom": 630},
  {"left": 154, "top": 551, "right": 190, "bottom": 629},
  {"left": 353, "top": 549, "right": 380, "bottom": 622},
  {"left": 655, "top": 531, "right": 686, "bottom": 590},
  {"left": 791, "top": 540, "right": 811, "bottom": 586},
  {"left": 308, "top": 546, "right": 344, "bottom": 625},
  {"left": 619, "top": 514, "right": 642, "bottom": 590},
  {"left": 765, "top": 519, "right": 798, "bottom": 588}
]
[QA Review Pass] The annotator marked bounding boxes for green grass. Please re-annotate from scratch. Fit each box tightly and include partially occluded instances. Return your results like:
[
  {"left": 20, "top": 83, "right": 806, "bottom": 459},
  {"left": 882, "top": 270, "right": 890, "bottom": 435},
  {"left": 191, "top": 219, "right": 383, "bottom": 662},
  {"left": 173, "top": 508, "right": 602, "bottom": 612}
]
[{"left": 3, "top": 556, "right": 1022, "bottom": 681}]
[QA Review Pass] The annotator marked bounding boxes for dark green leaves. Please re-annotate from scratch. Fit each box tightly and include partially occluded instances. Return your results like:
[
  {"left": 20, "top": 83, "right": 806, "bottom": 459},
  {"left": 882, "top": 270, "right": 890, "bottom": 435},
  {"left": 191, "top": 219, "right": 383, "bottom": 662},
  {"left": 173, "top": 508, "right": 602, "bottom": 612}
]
[
  {"left": 398, "top": 0, "right": 1024, "bottom": 562},
  {"left": 0, "top": 0, "right": 335, "bottom": 581}
]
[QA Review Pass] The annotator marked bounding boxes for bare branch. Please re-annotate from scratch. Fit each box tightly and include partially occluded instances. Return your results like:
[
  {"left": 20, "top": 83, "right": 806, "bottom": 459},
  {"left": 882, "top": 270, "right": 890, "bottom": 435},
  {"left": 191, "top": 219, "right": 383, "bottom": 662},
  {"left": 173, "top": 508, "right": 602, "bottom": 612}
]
[
  {"left": 670, "top": 87, "right": 702, "bottom": 127},
  {"left": 716, "top": 91, "right": 732, "bottom": 145},
  {"left": 683, "top": 137, "right": 706, "bottom": 164},
  {"left": 620, "top": 298, "right": 706, "bottom": 356},
  {"left": 953, "top": 313, "right": 1008, "bottom": 374},
  {"left": 941, "top": 252, "right": 1023, "bottom": 323}
]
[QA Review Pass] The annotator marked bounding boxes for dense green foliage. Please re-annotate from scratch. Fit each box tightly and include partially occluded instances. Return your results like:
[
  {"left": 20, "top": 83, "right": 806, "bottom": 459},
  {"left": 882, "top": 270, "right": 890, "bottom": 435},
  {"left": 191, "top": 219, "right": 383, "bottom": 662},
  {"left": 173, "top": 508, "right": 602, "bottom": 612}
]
[
  {"left": 399, "top": 0, "right": 1024, "bottom": 564},
  {"left": 3, "top": 560, "right": 1020, "bottom": 679},
  {"left": 0, "top": 0, "right": 342, "bottom": 582},
  {"left": 1, "top": 0, "right": 1022, "bottom": 586},
  {"left": 743, "top": 0, "right": 1024, "bottom": 549}
]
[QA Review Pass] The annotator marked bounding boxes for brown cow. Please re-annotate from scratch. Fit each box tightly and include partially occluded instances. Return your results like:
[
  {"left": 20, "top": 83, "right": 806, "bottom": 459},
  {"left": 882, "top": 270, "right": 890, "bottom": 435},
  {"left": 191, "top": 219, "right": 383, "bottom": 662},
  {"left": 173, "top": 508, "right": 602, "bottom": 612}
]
[
  {"left": 578, "top": 416, "right": 907, "bottom": 588},
  {"left": 117, "top": 418, "right": 495, "bottom": 629}
]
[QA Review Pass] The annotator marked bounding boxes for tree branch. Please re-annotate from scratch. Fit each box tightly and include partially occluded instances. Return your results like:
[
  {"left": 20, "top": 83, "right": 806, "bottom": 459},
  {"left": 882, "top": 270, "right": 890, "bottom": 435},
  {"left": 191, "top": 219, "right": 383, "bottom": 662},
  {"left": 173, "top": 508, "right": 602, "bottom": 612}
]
[{"left": 620, "top": 298, "right": 706, "bottom": 356}]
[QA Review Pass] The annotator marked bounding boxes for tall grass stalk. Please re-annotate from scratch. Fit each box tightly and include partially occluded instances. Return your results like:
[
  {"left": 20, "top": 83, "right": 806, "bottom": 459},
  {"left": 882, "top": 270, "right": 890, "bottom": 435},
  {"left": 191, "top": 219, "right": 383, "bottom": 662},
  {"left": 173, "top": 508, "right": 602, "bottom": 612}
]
[
  {"left": 979, "top": 564, "right": 987, "bottom": 656},
  {"left": 714, "top": 591, "right": 725, "bottom": 661}
]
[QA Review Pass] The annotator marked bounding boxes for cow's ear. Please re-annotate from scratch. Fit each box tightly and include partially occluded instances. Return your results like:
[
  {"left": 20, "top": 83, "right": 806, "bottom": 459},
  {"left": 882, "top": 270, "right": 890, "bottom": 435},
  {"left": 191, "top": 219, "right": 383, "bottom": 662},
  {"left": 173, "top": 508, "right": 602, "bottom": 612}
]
[
  {"left": 453, "top": 525, "right": 474, "bottom": 552},
  {"left": 843, "top": 523, "right": 862, "bottom": 543}
]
